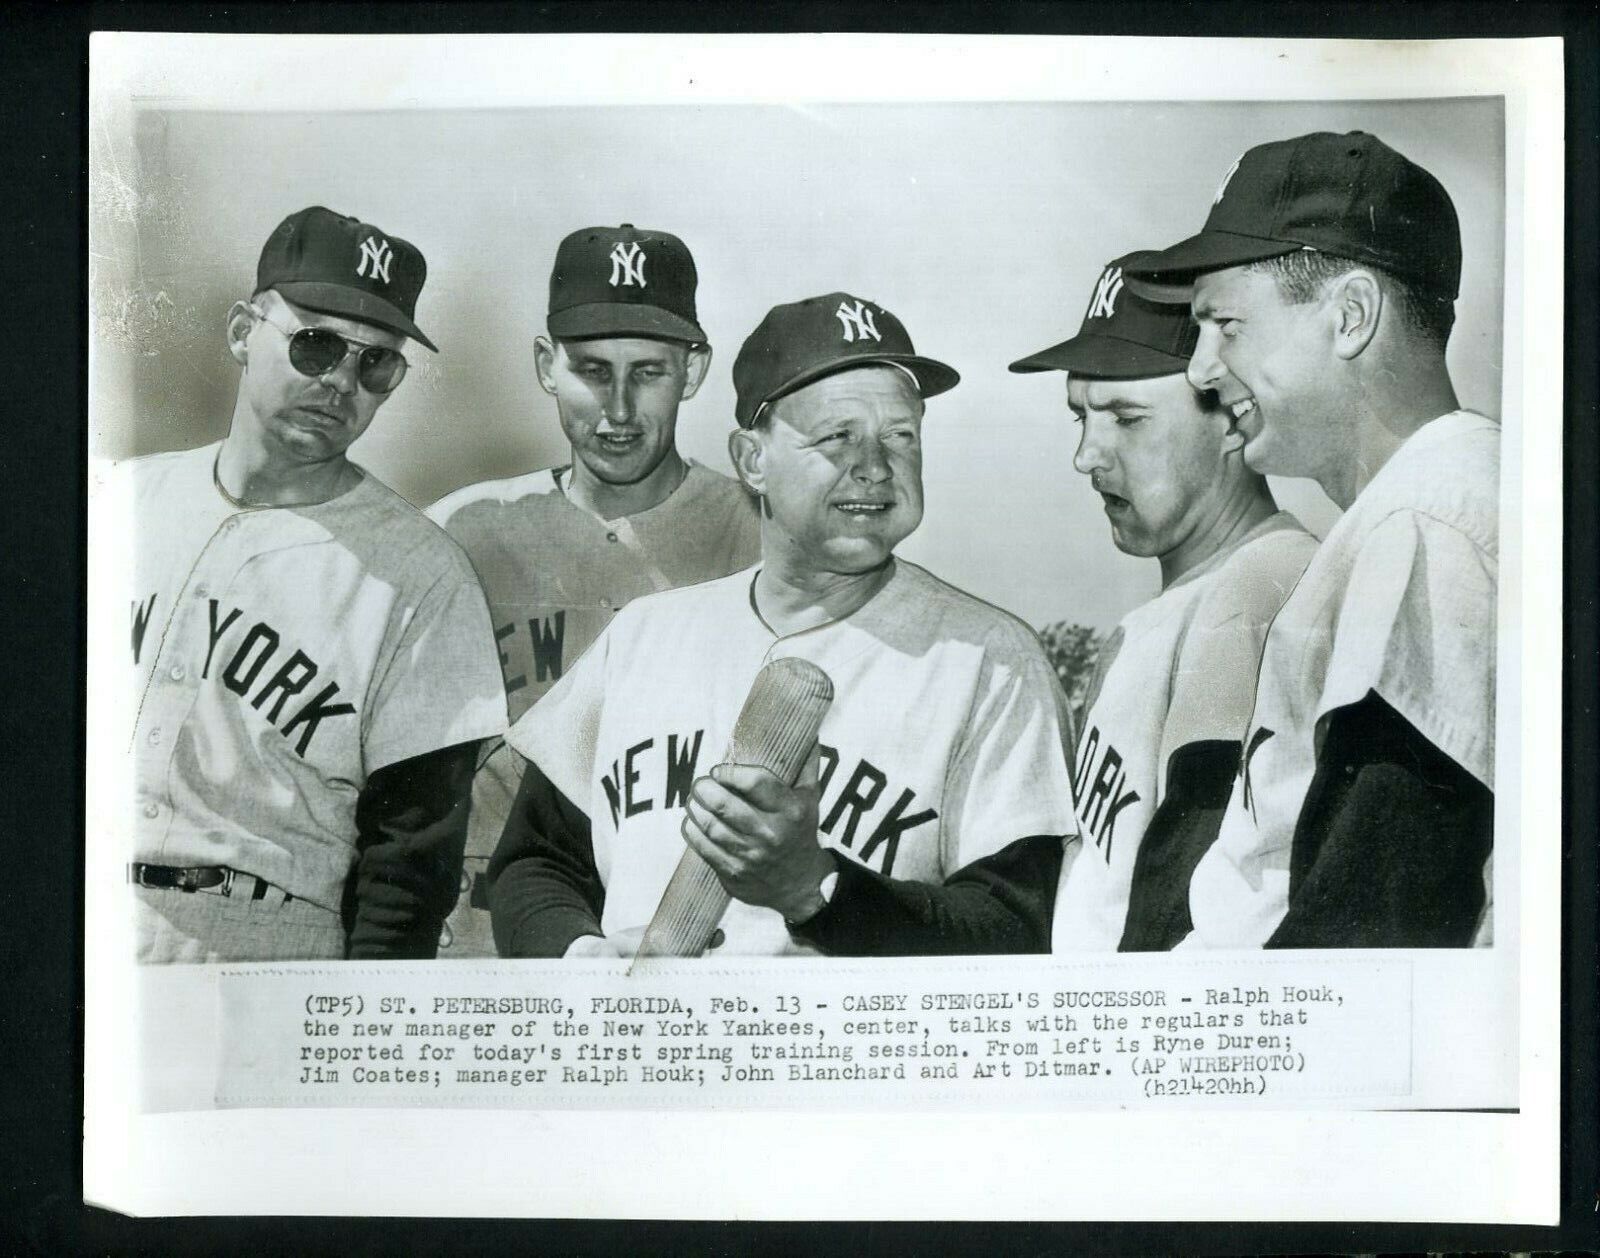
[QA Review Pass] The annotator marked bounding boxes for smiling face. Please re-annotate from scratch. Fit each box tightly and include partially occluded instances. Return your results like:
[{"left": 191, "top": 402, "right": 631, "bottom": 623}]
[
  {"left": 1186, "top": 264, "right": 1340, "bottom": 481},
  {"left": 733, "top": 365, "right": 925, "bottom": 578},
  {"left": 535, "top": 335, "right": 708, "bottom": 490},
  {"left": 1068, "top": 372, "right": 1244, "bottom": 566},
  {"left": 231, "top": 291, "right": 402, "bottom": 466}
]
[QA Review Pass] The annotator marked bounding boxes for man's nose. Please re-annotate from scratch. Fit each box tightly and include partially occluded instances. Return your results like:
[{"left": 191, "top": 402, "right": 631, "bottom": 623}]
[
  {"left": 851, "top": 436, "right": 893, "bottom": 482},
  {"left": 320, "top": 350, "right": 360, "bottom": 396},
  {"left": 1073, "top": 417, "right": 1110, "bottom": 476},
  {"left": 1187, "top": 327, "right": 1224, "bottom": 394},
  {"left": 604, "top": 378, "right": 635, "bottom": 423}
]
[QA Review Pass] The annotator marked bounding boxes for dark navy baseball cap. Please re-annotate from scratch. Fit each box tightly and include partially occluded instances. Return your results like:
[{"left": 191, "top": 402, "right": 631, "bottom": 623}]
[
  {"left": 257, "top": 206, "right": 437, "bottom": 351},
  {"left": 547, "top": 223, "right": 707, "bottom": 344},
  {"left": 732, "top": 292, "right": 960, "bottom": 428},
  {"left": 1124, "top": 131, "right": 1462, "bottom": 300},
  {"left": 1008, "top": 258, "right": 1197, "bottom": 379}
]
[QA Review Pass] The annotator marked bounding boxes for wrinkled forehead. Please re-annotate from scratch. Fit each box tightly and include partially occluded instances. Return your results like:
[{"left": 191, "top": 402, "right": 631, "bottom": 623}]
[{"left": 769, "top": 364, "right": 925, "bottom": 431}]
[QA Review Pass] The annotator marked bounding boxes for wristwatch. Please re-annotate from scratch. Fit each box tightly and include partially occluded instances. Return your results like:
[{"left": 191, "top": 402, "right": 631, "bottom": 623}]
[{"left": 785, "top": 869, "right": 839, "bottom": 929}]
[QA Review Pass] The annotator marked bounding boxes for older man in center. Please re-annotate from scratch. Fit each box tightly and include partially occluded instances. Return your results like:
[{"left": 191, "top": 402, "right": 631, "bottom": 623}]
[{"left": 488, "top": 292, "right": 1078, "bottom": 957}]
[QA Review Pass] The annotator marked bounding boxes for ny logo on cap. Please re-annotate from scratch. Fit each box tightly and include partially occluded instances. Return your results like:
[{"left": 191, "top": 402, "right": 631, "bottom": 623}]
[
  {"left": 1088, "top": 267, "right": 1124, "bottom": 320},
  {"left": 356, "top": 235, "right": 393, "bottom": 284},
  {"left": 609, "top": 241, "right": 647, "bottom": 288},
  {"left": 1213, "top": 154, "right": 1244, "bottom": 206},
  {"left": 835, "top": 299, "right": 881, "bottom": 343}
]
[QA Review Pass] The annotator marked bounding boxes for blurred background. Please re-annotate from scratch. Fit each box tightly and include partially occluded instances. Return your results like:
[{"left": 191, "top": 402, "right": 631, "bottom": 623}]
[{"left": 90, "top": 95, "right": 1504, "bottom": 692}]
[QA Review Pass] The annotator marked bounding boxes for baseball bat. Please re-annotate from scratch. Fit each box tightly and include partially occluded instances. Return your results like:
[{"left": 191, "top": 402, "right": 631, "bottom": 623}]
[{"left": 630, "top": 657, "right": 834, "bottom": 965}]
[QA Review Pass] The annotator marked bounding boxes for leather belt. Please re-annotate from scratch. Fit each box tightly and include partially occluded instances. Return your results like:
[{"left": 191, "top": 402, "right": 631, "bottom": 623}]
[{"left": 129, "top": 863, "right": 293, "bottom": 902}]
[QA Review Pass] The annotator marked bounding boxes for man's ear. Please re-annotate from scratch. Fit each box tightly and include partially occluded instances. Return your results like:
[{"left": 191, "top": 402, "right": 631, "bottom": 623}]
[
  {"left": 533, "top": 336, "right": 558, "bottom": 396},
  {"left": 728, "top": 426, "right": 766, "bottom": 496},
  {"left": 1331, "top": 270, "right": 1383, "bottom": 361},
  {"left": 225, "top": 301, "right": 257, "bottom": 368},
  {"left": 680, "top": 343, "right": 713, "bottom": 400}
]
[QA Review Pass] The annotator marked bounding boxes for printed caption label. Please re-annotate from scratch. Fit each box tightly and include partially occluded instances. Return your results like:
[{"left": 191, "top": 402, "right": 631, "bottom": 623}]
[{"left": 215, "top": 958, "right": 1413, "bottom": 1109}]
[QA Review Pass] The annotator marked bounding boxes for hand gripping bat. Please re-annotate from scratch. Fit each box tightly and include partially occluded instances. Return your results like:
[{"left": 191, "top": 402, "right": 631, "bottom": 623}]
[{"left": 630, "top": 657, "right": 834, "bottom": 965}]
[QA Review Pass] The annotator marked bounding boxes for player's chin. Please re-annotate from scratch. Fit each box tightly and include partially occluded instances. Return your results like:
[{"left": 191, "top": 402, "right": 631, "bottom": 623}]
[
  {"left": 816, "top": 528, "right": 912, "bottom": 572},
  {"left": 582, "top": 438, "right": 663, "bottom": 482},
  {"left": 1238, "top": 430, "right": 1286, "bottom": 477}
]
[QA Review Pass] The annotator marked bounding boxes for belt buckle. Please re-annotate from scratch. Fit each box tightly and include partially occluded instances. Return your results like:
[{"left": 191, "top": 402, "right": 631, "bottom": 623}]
[{"left": 171, "top": 866, "right": 233, "bottom": 895}]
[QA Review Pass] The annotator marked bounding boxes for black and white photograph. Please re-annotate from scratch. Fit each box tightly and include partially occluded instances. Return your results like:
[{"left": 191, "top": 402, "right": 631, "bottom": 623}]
[{"left": 83, "top": 32, "right": 1563, "bottom": 1223}]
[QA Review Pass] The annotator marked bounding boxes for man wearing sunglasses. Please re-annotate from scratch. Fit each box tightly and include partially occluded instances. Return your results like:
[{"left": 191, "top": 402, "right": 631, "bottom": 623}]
[
  {"left": 120, "top": 206, "right": 507, "bottom": 963},
  {"left": 427, "top": 224, "right": 760, "bottom": 957}
]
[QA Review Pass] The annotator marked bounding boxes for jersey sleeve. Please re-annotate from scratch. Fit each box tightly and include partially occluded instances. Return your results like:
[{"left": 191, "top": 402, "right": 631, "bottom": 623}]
[
  {"left": 1318, "top": 510, "right": 1496, "bottom": 787},
  {"left": 362, "top": 561, "right": 508, "bottom": 775},
  {"left": 941, "top": 625, "right": 1079, "bottom": 871},
  {"left": 504, "top": 610, "right": 613, "bottom": 807}
]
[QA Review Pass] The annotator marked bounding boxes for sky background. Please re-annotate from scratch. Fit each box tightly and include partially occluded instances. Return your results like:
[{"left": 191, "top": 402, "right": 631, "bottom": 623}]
[{"left": 91, "top": 96, "right": 1504, "bottom": 634}]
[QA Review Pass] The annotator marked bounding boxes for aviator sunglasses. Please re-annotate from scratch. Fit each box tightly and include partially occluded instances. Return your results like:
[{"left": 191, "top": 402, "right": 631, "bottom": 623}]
[{"left": 249, "top": 303, "right": 410, "bottom": 394}]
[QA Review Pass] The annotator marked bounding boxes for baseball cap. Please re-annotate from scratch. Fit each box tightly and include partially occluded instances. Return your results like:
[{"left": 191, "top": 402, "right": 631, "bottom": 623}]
[
  {"left": 547, "top": 223, "right": 706, "bottom": 343},
  {"left": 1008, "top": 258, "right": 1197, "bottom": 378},
  {"left": 732, "top": 292, "right": 960, "bottom": 428},
  {"left": 257, "top": 206, "right": 437, "bottom": 351},
  {"left": 1123, "top": 131, "right": 1461, "bottom": 299}
]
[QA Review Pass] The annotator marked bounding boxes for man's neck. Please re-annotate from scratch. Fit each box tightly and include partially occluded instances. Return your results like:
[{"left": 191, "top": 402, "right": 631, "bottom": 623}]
[
  {"left": 216, "top": 424, "right": 356, "bottom": 508},
  {"left": 1320, "top": 360, "right": 1459, "bottom": 510},
  {"left": 565, "top": 449, "right": 688, "bottom": 521},
  {"left": 1158, "top": 483, "right": 1279, "bottom": 589},
  {"left": 752, "top": 552, "right": 896, "bottom": 638}
]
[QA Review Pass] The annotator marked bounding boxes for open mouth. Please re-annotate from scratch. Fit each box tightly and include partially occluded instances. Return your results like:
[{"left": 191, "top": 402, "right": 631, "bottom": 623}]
[
  {"left": 596, "top": 433, "right": 642, "bottom": 451},
  {"left": 1099, "top": 491, "right": 1131, "bottom": 513},
  {"left": 833, "top": 501, "right": 892, "bottom": 518},
  {"left": 1229, "top": 397, "right": 1258, "bottom": 422}
]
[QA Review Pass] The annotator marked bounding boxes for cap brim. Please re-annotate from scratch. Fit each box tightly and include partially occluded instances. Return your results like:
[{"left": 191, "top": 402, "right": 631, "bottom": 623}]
[
  {"left": 548, "top": 302, "right": 707, "bottom": 344},
  {"left": 752, "top": 353, "right": 960, "bottom": 427},
  {"left": 1008, "top": 332, "right": 1191, "bottom": 379},
  {"left": 1120, "top": 231, "right": 1301, "bottom": 284},
  {"left": 273, "top": 280, "right": 438, "bottom": 352}
]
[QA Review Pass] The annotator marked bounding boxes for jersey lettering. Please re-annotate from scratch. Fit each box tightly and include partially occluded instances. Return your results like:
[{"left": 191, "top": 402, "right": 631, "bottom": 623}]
[
  {"left": 131, "top": 595, "right": 158, "bottom": 664},
  {"left": 856, "top": 788, "right": 938, "bottom": 875},
  {"left": 279, "top": 683, "right": 358, "bottom": 757},
  {"left": 196, "top": 598, "right": 358, "bottom": 758},
  {"left": 1241, "top": 725, "right": 1275, "bottom": 823},
  {"left": 624, "top": 738, "right": 654, "bottom": 818},
  {"left": 663, "top": 731, "right": 704, "bottom": 809},
  {"left": 202, "top": 601, "right": 243, "bottom": 677},
  {"left": 530, "top": 613, "right": 566, "bottom": 683},
  {"left": 595, "top": 733, "right": 935, "bottom": 875},
  {"left": 250, "top": 649, "right": 319, "bottom": 722},
  {"left": 495, "top": 612, "right": 568, "bottom": 695},
  {"left": 821, "top": 760, "right": 887, "bottom": 850},
  {"left": 222, "top": 622, "right": 281, "bottom": 695},
  {"left": 1070, "top": 723, "right": 1143, "bottom": 862},
  {"left": 495, "top": 621, "right": 526, "bottom": 694}
]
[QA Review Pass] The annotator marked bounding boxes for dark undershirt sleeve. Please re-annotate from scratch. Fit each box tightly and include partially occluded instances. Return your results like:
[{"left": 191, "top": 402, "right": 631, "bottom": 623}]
[
  {"left": 1267, "top": 690, "right": 1493, "bottom": 949},
  {"left": 343, "top": 739, "right": 482, "bottom": 960},
  {"left": 1118, "top": 740, "right": 1241, "bottom": 952},
  {"left": 787, "top": 835, "right": 1064, "bottom": 956},
  {"left": 486, "top": 758, "right": 604, "bottom": 958}
]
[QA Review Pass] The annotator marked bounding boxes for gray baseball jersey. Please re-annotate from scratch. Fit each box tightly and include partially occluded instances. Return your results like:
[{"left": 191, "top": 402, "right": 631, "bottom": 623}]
[
  {"left": 507, "top": 559, "right": 1079, "bottom": 954},
  {"left": 426, "top": 461, "right": 761, "bottom": 955},
  {"left": 122, "top": 441, "right": 507, "bottom": 947},
  {"left": 1184, "top": 412, "right": 1499, "bottom": 947}
]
